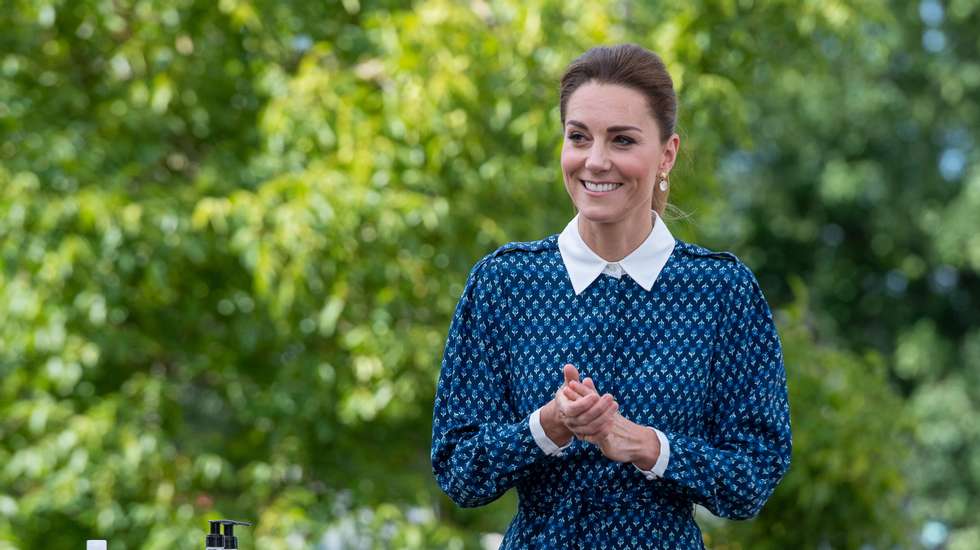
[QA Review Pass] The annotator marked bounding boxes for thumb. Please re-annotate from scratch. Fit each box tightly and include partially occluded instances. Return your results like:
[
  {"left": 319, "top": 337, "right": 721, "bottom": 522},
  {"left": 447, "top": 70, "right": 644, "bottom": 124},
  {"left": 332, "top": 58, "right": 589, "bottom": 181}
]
[{"left": 563, "top": 363, "right": 580, "bottom": 385}]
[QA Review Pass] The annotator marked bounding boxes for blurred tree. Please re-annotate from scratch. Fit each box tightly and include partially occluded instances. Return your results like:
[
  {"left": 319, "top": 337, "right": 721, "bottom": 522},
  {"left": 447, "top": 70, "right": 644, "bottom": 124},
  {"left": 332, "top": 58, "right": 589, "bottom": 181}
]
[
  {"left": 0, "top": 0, "right": 960, "bottom": 547},
  {"left": 676, "top": 0, "right": 980, "bottom": 544}
]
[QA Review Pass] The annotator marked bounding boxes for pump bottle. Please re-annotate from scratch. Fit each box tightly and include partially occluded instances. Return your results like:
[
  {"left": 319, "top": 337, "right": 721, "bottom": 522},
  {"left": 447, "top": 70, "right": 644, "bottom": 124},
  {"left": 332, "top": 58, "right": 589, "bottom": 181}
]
[{"left": 205, "top": 519, "right": 251, "bottom": 550}]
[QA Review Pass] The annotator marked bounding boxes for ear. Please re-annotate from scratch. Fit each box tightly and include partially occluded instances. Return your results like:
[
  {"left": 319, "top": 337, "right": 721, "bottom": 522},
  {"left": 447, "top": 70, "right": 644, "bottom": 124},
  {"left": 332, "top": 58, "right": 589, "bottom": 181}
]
[{"left": 659, "top": 133, "right": 680, "bottom": 174}]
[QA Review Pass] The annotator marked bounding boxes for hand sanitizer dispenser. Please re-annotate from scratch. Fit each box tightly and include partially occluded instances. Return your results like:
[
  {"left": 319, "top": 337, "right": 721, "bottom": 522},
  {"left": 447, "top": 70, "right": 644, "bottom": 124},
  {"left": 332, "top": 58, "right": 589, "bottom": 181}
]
[{"left": 205, "top": 519, "right": 252, "bottom": 550}]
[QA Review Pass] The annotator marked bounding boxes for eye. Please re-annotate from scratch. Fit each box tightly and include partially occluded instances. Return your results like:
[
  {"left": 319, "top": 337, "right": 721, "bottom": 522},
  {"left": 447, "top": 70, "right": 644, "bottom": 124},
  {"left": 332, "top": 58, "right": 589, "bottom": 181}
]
[
  {"left": 613, "top": 135, "right": 636, "bottom": 146},
  {"left": 567, "top": 131, "right": 588, "bottom": 143}
]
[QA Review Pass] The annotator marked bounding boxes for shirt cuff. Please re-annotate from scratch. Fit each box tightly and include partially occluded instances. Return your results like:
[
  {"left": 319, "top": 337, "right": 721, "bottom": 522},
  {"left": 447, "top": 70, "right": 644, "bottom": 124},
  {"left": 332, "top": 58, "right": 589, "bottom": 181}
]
[
  {"left": 529, "top": 406, "right": 572, "bottom": 456},
  {"left": 634, "top": 427, "right": 670, "bottom": 480}
]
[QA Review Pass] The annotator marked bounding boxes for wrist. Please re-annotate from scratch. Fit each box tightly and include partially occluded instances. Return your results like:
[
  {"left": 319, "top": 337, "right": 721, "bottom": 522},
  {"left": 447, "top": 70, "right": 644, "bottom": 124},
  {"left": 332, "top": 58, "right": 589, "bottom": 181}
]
[
  {"left": 630, "top": 425, "right": 661, "bottom": 470},
  {"left": 540, "top": 400, "right": 573, "bottom": 446}
]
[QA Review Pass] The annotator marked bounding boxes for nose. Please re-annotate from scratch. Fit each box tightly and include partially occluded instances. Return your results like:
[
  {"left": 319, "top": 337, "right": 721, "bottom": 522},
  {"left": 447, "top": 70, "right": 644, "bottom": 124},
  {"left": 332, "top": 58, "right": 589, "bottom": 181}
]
[{"left": 585, "top": 143, "right": 611, "bottom": 173}]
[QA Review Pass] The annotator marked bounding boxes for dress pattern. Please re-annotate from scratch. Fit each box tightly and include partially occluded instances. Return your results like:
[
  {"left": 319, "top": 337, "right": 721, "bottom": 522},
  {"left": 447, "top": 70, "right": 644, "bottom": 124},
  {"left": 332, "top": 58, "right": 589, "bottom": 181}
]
[{"left": 431, "top": 234, "right": 792, "bottom": 549}]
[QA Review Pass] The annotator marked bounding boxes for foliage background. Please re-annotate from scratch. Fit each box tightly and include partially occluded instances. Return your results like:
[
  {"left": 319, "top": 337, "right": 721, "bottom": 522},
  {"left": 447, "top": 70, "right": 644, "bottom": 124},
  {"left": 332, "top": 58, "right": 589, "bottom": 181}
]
[{"left": 1, "top": 0, "right": 977, "bottom": 548}]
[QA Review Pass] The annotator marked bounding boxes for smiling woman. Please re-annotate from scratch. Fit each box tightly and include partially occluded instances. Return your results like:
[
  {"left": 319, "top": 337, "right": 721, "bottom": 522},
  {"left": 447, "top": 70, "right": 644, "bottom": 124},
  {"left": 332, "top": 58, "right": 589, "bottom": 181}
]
[
  {"left": 431, "top": 44, "right": 791, "bottom": 549},
  {"left": 558, "top": 46, "right": 681, "bottom": 264}
]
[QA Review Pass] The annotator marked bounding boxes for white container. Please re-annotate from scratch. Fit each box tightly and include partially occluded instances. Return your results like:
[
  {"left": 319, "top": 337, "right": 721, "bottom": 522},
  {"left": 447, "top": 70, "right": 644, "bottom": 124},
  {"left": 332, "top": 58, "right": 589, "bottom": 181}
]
[{"left": 86, "top": 541, "right": 107, "bottom": 550}]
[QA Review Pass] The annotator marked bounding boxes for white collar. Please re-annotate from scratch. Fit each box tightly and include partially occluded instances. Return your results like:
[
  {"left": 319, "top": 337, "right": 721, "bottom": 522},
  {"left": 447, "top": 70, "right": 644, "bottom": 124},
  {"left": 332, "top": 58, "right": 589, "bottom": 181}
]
[{"left": 557, "top": 210, "right": 676, "bottom": 295}]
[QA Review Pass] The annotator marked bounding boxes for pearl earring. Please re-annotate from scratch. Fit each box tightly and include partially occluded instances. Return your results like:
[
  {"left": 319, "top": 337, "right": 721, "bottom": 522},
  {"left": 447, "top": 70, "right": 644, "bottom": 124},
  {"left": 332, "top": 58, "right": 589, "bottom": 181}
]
[{"left": 659, "top": 172, "right": 669, "bottom": 191}]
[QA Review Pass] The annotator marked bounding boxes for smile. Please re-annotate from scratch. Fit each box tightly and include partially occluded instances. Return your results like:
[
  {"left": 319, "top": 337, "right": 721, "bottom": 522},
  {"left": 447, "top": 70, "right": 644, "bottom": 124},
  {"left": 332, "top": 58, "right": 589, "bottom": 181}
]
[{"left": 582, "top": 180, "right": 623, "bottom": 193}]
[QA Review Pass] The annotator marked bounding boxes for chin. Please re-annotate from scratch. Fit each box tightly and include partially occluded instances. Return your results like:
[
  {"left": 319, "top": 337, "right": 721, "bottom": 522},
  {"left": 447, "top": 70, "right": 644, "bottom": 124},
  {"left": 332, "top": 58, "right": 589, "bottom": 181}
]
[{"left": 575, "top": 202, "right": 627, "bottom": 224}]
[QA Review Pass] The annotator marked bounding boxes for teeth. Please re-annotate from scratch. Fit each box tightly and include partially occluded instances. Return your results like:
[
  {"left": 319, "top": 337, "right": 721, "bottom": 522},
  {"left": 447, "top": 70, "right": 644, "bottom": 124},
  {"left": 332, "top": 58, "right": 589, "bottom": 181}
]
[{"left": 583, "top": 180, "right": 622, "bottom": 192}]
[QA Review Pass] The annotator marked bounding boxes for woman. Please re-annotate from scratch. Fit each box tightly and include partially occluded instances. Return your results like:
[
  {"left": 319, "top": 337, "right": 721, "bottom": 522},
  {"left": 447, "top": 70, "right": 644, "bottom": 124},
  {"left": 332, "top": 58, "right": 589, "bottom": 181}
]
[{"left": 431, "top": 44, "right": 791, "bottom": 549}]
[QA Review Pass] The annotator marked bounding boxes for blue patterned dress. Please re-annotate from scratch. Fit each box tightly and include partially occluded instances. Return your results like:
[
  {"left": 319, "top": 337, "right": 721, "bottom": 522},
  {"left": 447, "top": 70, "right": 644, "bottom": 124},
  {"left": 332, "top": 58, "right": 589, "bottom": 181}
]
[{"left": 431, "top": 234, "right": 792, "bottom": 549}]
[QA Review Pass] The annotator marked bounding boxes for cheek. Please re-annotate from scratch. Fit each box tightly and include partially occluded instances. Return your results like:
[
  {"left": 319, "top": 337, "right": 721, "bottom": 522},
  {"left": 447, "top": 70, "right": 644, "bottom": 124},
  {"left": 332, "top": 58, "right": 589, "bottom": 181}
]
[
  {"left": 620, "top": 150, "right": 660, "bottom": 182},
  {"left": 560, "top": 145, "right": 582, "bottom": 177}
]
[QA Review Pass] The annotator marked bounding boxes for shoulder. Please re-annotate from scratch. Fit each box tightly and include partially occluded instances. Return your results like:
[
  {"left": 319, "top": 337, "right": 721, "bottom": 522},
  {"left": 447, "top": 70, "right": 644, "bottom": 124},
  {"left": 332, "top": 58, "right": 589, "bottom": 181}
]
[
  {"left": 671, "top": 239, "right": 759, "bottom": 291},
  {"left": 469, "top": 234, "right": 560, "bottom": 277},
  {"left": 673, "top": 241, "right": 777, "bottom": 325},
  {"left": 489, "top": 234, "right": 559, "bottom": 261}
]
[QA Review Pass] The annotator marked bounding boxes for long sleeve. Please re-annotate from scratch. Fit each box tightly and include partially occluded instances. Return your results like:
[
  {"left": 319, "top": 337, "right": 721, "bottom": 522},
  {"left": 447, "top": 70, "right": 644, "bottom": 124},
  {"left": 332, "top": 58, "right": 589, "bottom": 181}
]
[
  {"left": 659, "top": 264, "right": 792, "bottom": 519},
  {"left": 431, "top": 254, "right": 551, "bottom": 508},
  {"left": 633, "top": 427, "right": 671, "bottom": 479},
  {"left": 528, "top": 406, "right": 572, "bottom": 456}
]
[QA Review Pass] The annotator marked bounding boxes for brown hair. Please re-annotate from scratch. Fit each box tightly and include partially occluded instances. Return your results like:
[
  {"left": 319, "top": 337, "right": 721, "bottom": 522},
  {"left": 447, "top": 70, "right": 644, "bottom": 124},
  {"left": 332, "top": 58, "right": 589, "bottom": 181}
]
[{"left": 559, "top": 44, "right": 678, "bottom": 214}]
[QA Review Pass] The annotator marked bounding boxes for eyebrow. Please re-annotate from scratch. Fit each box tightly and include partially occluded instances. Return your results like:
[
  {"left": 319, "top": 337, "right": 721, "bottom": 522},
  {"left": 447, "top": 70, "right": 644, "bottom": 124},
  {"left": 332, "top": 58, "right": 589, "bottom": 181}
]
[{"left": 566, "top": 120, "right": 643, "bottom": 133}]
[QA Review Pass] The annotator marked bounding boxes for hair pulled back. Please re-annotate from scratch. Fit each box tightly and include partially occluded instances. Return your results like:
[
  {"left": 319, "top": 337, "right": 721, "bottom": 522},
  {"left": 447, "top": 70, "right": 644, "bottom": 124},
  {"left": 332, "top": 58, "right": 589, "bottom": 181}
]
[{"left": 559, "top": 44, "right": 677, "bottom": 143}]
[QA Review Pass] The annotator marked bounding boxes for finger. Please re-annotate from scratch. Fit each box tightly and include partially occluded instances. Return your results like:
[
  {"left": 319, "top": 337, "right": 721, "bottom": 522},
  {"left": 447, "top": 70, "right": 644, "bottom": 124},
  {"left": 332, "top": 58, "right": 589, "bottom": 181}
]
[
  {"left": 569, "top": 394, "right": 614, "bottom": 429},
  {"left": 567, "top": 396, "right": 617, "bottom": 430},
  {"left": 559, "top": 391, "right": 598, "bottom": 417},
  {"left": 563, "top": 392, "right": 600, "bottom": 417},
  {"left": 576, "top": 402, "right": 620, "bottom": 437},
  {"left": 568, "top": 379, "right": 596, "bottom": 397},
  {"left": 583, "top": 377, "right": 598, "bottom": 393},
  {"left": 567, "top": 394, "right": 615, "bottom": 425},
  {"left": 555, "top": 388, "right": 580, "bottom": 413},
  {"left": 558, "top": 394, "right": 599, "bottom": 418},
  {"left": 563, "top": 363, "right": 580, "bottom": 385}
]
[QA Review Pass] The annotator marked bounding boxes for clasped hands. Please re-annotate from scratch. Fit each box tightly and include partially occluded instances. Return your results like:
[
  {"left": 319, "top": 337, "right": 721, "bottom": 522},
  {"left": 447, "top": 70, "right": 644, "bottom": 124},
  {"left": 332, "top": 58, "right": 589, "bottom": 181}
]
[{"left": 540, "top": 364, "right": 660, "bottom": 470}]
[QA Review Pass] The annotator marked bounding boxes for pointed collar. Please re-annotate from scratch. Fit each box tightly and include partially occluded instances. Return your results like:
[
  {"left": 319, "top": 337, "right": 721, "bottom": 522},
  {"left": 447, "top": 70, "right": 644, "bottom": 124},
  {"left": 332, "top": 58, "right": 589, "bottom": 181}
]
[{"left": 557, "top": 210, "right": 676, "bottom": 295}]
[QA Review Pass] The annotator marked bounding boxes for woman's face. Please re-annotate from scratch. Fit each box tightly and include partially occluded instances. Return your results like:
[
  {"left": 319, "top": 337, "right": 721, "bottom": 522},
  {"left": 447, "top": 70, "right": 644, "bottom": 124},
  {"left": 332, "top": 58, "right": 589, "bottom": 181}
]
[{"left": 560, "top": 81, "right": 677, "bottom": 224}]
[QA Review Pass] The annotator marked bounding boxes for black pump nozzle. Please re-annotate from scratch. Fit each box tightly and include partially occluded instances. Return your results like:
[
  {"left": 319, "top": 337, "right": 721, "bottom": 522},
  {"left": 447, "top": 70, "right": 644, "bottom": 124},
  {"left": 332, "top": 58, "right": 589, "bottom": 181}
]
[
  {"left": 221, "top": 520, "right": 252, "bottom": 549},
  {"left": 206, "top": 519, "right": 252, "bottom": 549},
  {"left": 206, "top": 520, "right": 224, "bottom": 548}
]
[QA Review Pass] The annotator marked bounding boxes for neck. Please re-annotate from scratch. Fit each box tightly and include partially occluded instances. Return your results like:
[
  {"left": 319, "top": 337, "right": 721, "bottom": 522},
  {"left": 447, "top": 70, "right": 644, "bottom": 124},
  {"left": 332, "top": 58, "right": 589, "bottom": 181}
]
[{"left": 577, "top": 207, "right": 654, "bottom": 262}]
